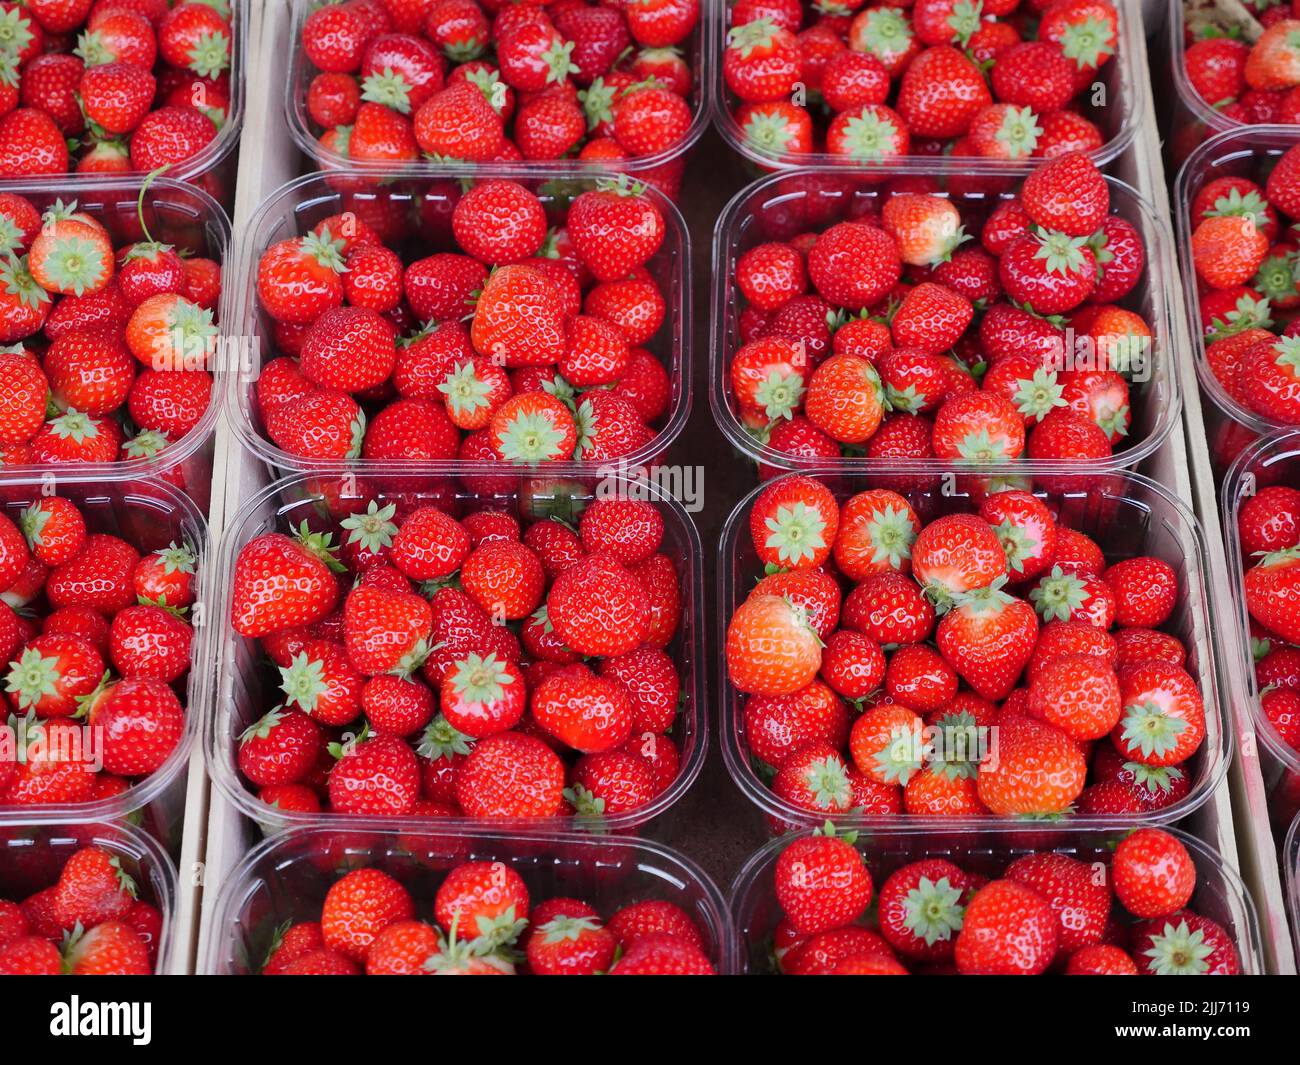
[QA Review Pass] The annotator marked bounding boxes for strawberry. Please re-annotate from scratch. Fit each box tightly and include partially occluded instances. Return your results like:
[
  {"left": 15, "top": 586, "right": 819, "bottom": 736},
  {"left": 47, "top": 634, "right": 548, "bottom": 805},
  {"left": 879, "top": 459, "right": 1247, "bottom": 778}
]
[
  {"left": 567, "top": 181, "right": 665, "bottom": 283},
  {"left": 936, "top": 582, "right": 1038, "bottom": 700},
  {"left": 343, "top": 583, "right": 432, "bottom": 675},
  {"left": 0, "top": 936, "right": 61, "bottom": 975},
  {"left": 807, "top": 221, "right": 901, "bottom": 310},
  {"left": 724, "top": 17, "right": 801, "bottom": 103},
  {"left": 774, "top": 825, "right": 872, "bottom": 936},
  {"left": 257, "top": 228, "right": 347, "bottom": 326},
  {"left": 328, "top": 731, "right": 420, "bottom": 816},
  {"left": 299, "top": 306, "right": 398, "bottom": 393},
  {"left": 4, "top": 633, "right": 103, "bottom": 717},
  {"left": 1111, "top": 662, "right": 1206, "bottom": 768},
  {"left": 1103, "top": 556, "right": 1176, "bottom": 628},
  {"left": 19, "top": 497, "right": 85, "bottom": 566},
  {"left": 1066, "top": 943, "right": 1138, "bottom": 975},
  {"left": 79, "top": 61, "right": 154, "bottom": 133},
  {"left": 896, "top": 45, "right": 991, "bottom": 139},
  {"left": 83, "top": 677, "right": 184, "bottom": 777},
  {"left": 64, "top": 920, "right": 150, "bottom": 975},
  {"left": 608, "top": 933, "right": 713, "bottom": 975},
  {"left": 46, "top": 533, "right": 137, "bottom": 614},
  {"left": 976, "top": 714, "right": 1086, "bottom": 815},
  {"left": 876, "top": 858, "right": 971, "bottom": 962},
  {"left": 749, "top": 474, "right": 838, "bottom": 570},
  {"left": 454, "top": 730, "right": 565, "bottom": 817},
  {"left": 954, "top": 880, "right": 1057, "bottom": 975},
  {"left": 526, "top": 913, "right": 616, "bottom": 976},
  {"left": 1027, "top": 653, "right": 1120, "bottom": 741},
  {"left": 1130, "top": 912, "right": 1240, "bottom": 976},
  {"left": 320, "top": 868, "right": 414, "bottom": 962},
  {"left": 230, "top": 527, "right": 344, "bottom": 638},
  {"left": 1020, "top": 152, "right": 1109, "bottom": 237},
  {"left": 128, "top": 105, "right": 216, "bottom": 171},
  {"left": 1245, "top": 18, "right": 1300, "bottom": 90},
  {"left": 0, "top": 109, "right": 68, "bottom": 176},
  {"left": 804, "top": 353, "right": 884, "bottom": 444},
  {"left": 911, "top": 513, "right": 1006, "bottom": 612},
  {"left": 52, "top": 845, "right": 136, "bottom": 929},
  {"left": 470, "top": 263, "right": 566, "bottom": 367},
  {"left": 532, "top": 663, "right": 634, "bottom": 753},
  {"left": 1005, "top": 851, "right": 1109, "bottom": 957},
  {"left": 726, "top": 593, "right": 821, "bottom": 696},
  {"left": 439, "top": 651, "right": 525, "bottom": 737},
  {"left": 413, "top": 81, "right": 505, "bottom": 161},
  {"left": 1112, "top": 828, "right": 1196, "bottom": 920},
  {"left": 237, "top": 707, "right": 320, "bottom": 787}
]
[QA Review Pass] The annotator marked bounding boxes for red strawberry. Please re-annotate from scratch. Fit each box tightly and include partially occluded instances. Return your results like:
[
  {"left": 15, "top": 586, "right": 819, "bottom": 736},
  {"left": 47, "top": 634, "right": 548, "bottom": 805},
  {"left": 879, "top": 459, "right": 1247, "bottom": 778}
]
[
  {"left": 230, "top": 528, "right": 344, "bottom": 638},
  {"left": 1112, "top": 828, "right": 1196, "bottom": 920},
  {"left": 955, "top": 880, "right": 1057, "bottom": 975},
  {"left": 328, "top": 731, "right": 420, "bottom": 816},
  {"left": 774, "top": 826, "right": 872, "bottom": 936},
  {"left": 83, "top": 677, "right": 185, "bottom": 777}
]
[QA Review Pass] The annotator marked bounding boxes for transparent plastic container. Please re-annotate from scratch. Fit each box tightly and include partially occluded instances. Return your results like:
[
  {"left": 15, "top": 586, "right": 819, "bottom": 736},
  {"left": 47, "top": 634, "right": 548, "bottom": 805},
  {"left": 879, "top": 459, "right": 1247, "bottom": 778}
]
[
  {"left": 223, "top": 169, "right": 691, "bottom": 478},
  {"left": 284, "top": 0, "right": 711, "bottom": 180},
  {"left": 1165, "top": 0, "right": 1254, "bottom": 172},
  {"left": 206, "top": 468, "right": 706, "bottom": 835},
  {"left": 719, "top": 467, "right": 1230, "bottom": 832},
  {"left": 0, "top": 176, "right": 231, "bottom": 511},
  {"left": 1174, "top": 124, "right": 1300, "bottom": 483},
  {"left": 202, "top": 823, "right": 737, "bottom": 974},
  {"left": 708, "top": 0, "right": 1142, "bottom": 174},
  {"left": 1285, "top": 810, "right": 1300, "bottom": 964},
  {"left": 711, "top": 166, "right": 1180, "bottom": 475},
  {"left": 730, "top": 824, "right": 1263, "bottom": 974},
  {"left": 0, "top": 819, "right": 177, "bottom": 973},
  {"left": 0, "top": 474, "right": 210, "bottom": 856},
  {"left": 1221, "top": 427, "right": 1300, "bottom": 826},
  {"left": 0, "top": 3, "right": 246, "bottom": 206}
]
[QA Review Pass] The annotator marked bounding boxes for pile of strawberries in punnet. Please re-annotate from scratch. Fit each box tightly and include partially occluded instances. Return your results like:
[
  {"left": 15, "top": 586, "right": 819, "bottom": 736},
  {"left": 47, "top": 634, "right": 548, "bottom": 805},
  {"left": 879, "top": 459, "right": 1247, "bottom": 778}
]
[
  {"left": 721, "top": 0, "right": 1120, "bottom": 164},
  {"left": 727, "top": 153, "right": 1151, "bottom": 468},
  {"left": 0, "top": 191, "right": 220, "bottom": 468},
  {"left": 228, "top": 490, "right": 687, "bottom": 820},
  {"left": 0, "top": 843, "right": 163, "bottom": 975},
  {"left": 297, "top": 0, "right": 699, "bottom": 184},
  {"left": 257, "top": 863, "right": 714, "bottom": 975},
  {"left": 725, "top": 474, "right": 1207, "bottom": 820},
  {"left": 1189, "top": 142, "right": 1300, "bottom": 426},
  {"left": 0, "top": 0, "right": 233, "bottom": 177},
  {"left": 1181, "top": 1, "right": 1300, "bottom": 125},
  {"left": 1237, "top": 480, "right": 1300, "bottom": 756},
  {"left": 0, "top": 499, "right": 196, "bottom": 807},
  {"left": 765, "top": 826, "right": 1240, "bottom": 975},
  {"left": 253, "top": 177, "right": 674, "bottom": 466}
]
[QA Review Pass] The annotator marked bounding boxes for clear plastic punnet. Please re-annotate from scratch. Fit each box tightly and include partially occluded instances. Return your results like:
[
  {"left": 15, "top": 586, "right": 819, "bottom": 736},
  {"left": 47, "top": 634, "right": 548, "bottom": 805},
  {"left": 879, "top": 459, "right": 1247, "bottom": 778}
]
[
  {"left": 1174, "top": 124, "right": 1300, "bottom": 481},
  {"left": 729, "top": 824, "right": 1263, "bottom": 974},
  {"left": 1222, "top": 427, "right": 1300, "bottom": 826},
  {"left": 0, "top": 177, "right": 230, "bottom": 507},
  {"left": 710, "top": 166, "right": 1180, "bottom": 475},
  {"left": 202, "top": 824, "right": 737, "bottom": 974},
  {"left": 719, "top": 467, "right": 1230, "bottom": 832},
  {"left": 0, "top": 475, "right": 210, "bottom": 855},
  {"left": 206, "top": 468, "right": 706, "bottom": 835},
  {"left": 0, "top": 819, "right": 178, "bottom": 973},
  {"left": 709, "top": 0, "right": 1142, "bottom": 174},
  {"left": 284, "top": 0, "right": 711, "bottom": 181},
  {"left": 223, "top": 169, "right": 691, "bottom": 478}
]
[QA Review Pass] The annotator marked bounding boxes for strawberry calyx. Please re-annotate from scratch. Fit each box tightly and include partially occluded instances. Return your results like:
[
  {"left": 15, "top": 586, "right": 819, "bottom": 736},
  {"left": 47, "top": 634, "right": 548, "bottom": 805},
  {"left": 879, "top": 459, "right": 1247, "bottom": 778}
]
[
  {"left": 0, "top": 209, "right": 22, "bottom": 259},
  {"left": 563, "top": 782, "right": 607, "bottom": 816},
  {"left": 993, "top": 518, "right": 1043, "bottom": 574},
  {"left": 122, "top": 429, "right": 171, "bottom": 460},
  {"left": 240, "top": 705, "right": 288, "bottom": 744},
  {"left": 740, "top": 107, "right": 801, "bottom": 155},
  {"left": 537, "top": 914, "right": 603, "bottom": 945},
  {"left": 108, "top": 855, "right": 138, "bottom": 899},
  {"left": 902, "top": 875, "right": 966, "bottom": 945},
  {"left": 855, "top": 8, "right": 911, "bottom": 57},
  {"left": 540, "top": 37, "right": 578, "bottom": 86},
  {"left": 812, "top": 818, "right": 857, "bottom": 845},
  {"left": 1141, "top": 919, "right": 1214, "bottom": 976},
  {"left": 301, "top": 227, "right": 348, "bottom": 274},
  {"left": 1057, "top": 15, "right": 1116, "bottom": 71},
  {"left": 291, "top": 520, "right": 346, "bottom": 572},
  {"left": 339, "top": 500, "right": 398, "bottom": 555},
  {"left": 800, "top": 752, "right": 856, "bottom": 802},
  {"left": 1123, "top": 761, "right": 1184, "bottom": 797},
  {"left": 0, "top": 254, "right": 49, "bottom": 309},
  {"left": 186, "top": 29, "right": 231, "bottom": 79},
  {"left": 760, "top": 499, "right": 831, "bottom": 569},
  {"left": 0, "top": 7, "right": 34, "bottom": 57},
  {"left": 361, "top": 67, "right": 415, "bottom": 114},
  {"left": 496, "top": 407, "right": 571, "bottom": 462},
  {"left": 753, "top": 367, "right": 805, "bottom": 421},
  {"left": 862, "top": 502, "right": 917, "bottom": 569},
  {"left": 3, "top": 647, "right": 62, "bottom": 712},
  {"left": 46, "top": 409, "right": 102, "bottom": 444},
  {"left": 72, "top": 671, "right": 114, "bottom": 720},
  {"left": 727, "top": 17, "right": 780, "bottom": 58},
  {"left": 949, "top": 577, "right": 1014, "bottom": 617},
  {"left": 438, "top": 360, "right": 495, "bottom": 420},
  {"left": 925, "top": 709, "right": 982, "bottom": 780},
  {"left": 155, "top": 541, "right": 197, "bottom": 576},
  {"left": 1028, "top": 564, "right": 1089, "bottom": 621},
  {"left": 954, "top": 427, "right": 1015, "bottom": 464},
  {"left": 447, "top": 651, "right": 512, "bottom": 705},
  {"left": 993, "top": 105, "right": 1041, "bottom": 160},
  {"left": 593, "top": 175, "right": 648, "bottom": 198},
  {"left": 1205, "top": 187, "right": 1271, "bottom": 229},
  {"left": 1272, "top": 334, "right": 1300, "bottom": 374},
  {"left": 326, "top": 722, "right": 370, "bottom": 761},
  {"left": 1117, "top": 699, "right": 1188, "bottom": 760},
  {"left": 1206, "top": 292, "right": 1272, "bottom": 341},
  {"left": 946, "top": 0, "right": 984, "bottom": 47},
  {"left": 416, "top": 714, "right": 473, "bottom": 761},
  {"left": 836, "top": 108, "right": 904, "bottom": 162},
  {"left": 1033, "top": 229, "right": 1092, "bottom": 278},
  {"left": 1255, "top": 544, "right": 1300, "bottom": 568}
]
